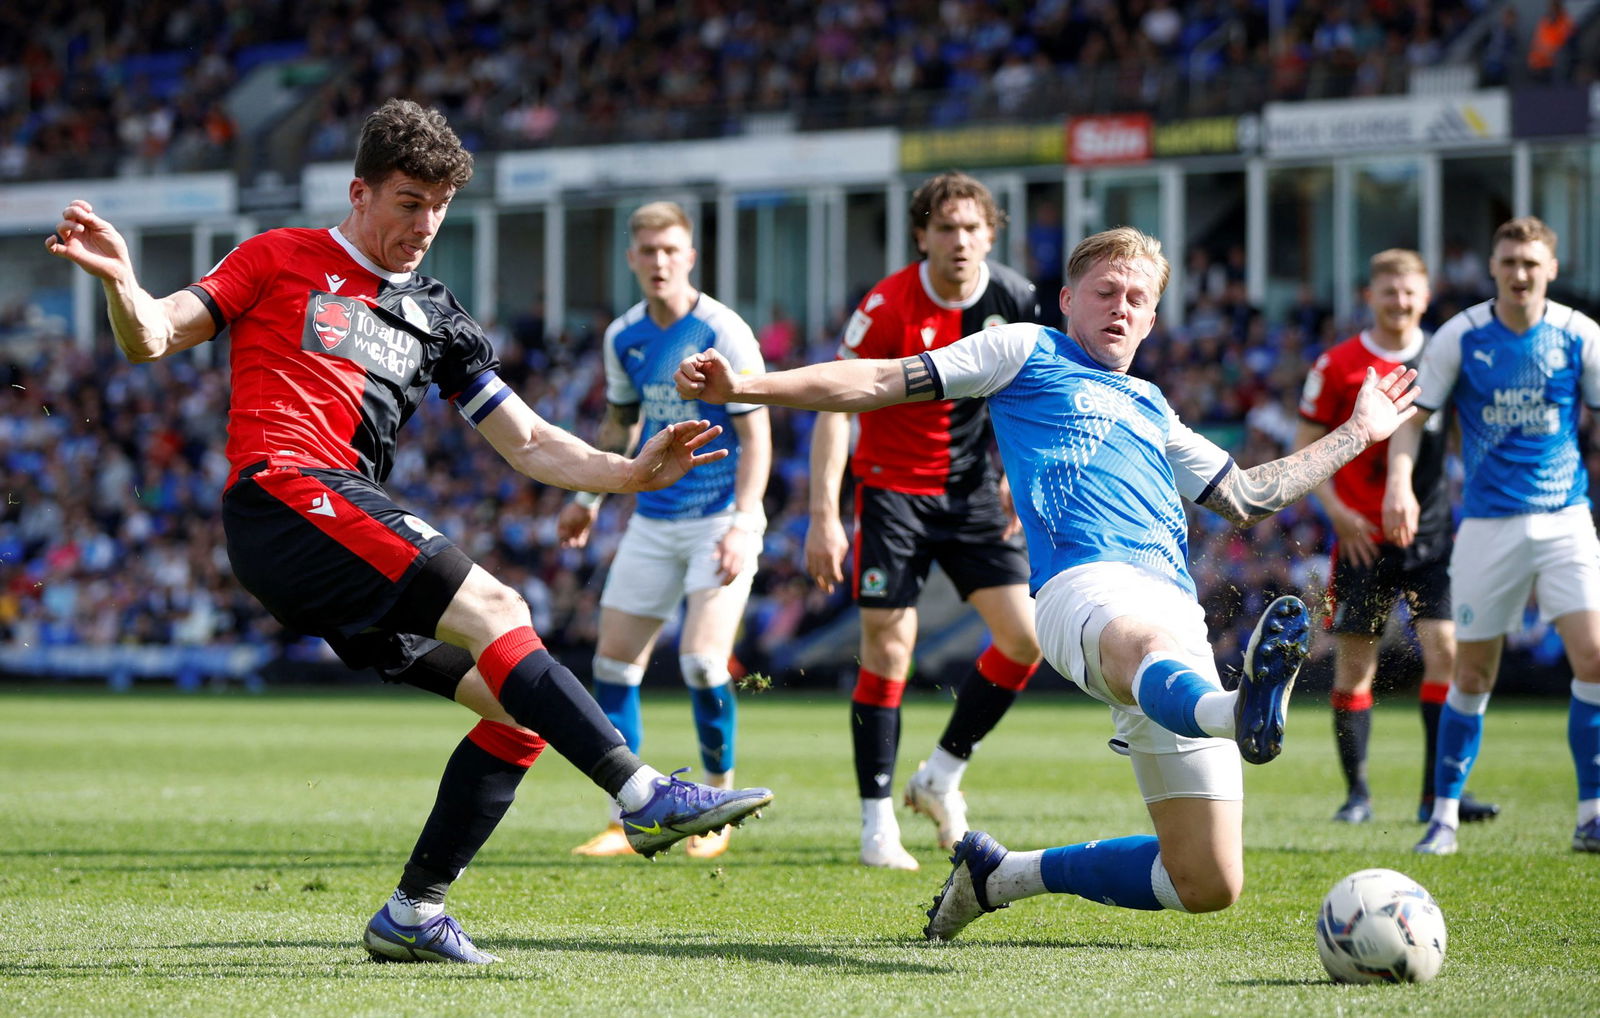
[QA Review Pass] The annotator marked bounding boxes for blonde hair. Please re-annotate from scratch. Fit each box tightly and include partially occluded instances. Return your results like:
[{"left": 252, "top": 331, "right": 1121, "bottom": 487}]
[
  {"left": 1493, "top": 216, "right": 1558, "bottom": 254},
  {"left": 629, "top": 201, "right": 693, "bottom": 238},
  {"left": 1066, "top": 227, "right": 1171, "bottom": 295},
  {"left": 1368, "top": 248, "right": 1428, "bottom": 281}
]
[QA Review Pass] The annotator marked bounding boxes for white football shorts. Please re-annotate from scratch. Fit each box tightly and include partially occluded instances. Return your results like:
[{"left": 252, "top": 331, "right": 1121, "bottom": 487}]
[
  {"left": 1034, "top": 561, "right": 1243, "bottom": 803},
  {"left": 599, "top": 511, "right": 761, "bottom": 621},
  {"left": 1450, "top": 505, "right": 1600, "bottom": 641}
]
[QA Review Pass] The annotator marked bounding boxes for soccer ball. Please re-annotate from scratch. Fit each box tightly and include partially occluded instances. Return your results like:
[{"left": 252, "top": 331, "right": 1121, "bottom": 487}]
[{"left": 1315, "top": 868, "right": 1447, "bottom": 984}]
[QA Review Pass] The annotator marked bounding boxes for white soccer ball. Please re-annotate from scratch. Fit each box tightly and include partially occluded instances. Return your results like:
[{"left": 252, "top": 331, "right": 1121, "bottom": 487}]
[{"left": 1315, "top": 868, "right": 1447, "bottom": 984}]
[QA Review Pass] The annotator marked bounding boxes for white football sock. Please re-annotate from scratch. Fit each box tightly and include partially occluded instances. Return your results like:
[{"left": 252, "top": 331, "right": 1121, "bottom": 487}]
[
  {"left": 984, "top": 850, "right": 1046, "bottom": 905},
  {"left": 616, "top": 765, "right": 667, "bottom": 812},
  {"left": 1432, "top": 797, "right": 1461, "bottom": 828},
  {"left": 1578, "top": 798, "right": 1600, "bottom": 826},
  {"left": 387, "top": 889, "right": 444, "bottom": 926},
  {"left": 920, "top": 747, "right": 967, "bottom": 793},
  {"left": 861, "top": 797, "right": 899, "bottom": 839},
  {"left": 1192, "top": 691, "right": 1236, "bottom": 738}
]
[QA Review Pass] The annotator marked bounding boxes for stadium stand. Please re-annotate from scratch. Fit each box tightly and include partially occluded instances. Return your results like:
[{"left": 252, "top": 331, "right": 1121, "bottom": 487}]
[
  {"left": 3, "top": 0, "right": 1590, "bottom": 182},
  {"left": 2, "top": 0, "right": 1595, "bottom": 691}
]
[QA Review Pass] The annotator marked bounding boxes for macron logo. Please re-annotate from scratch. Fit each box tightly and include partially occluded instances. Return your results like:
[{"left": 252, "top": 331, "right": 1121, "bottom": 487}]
[
  {"left": 1472, "top": 349, "right": 1494, "bottom": 368},
  {"left": 309, "top": 494, "right": 337, "bottom": 518},
  {"left": 921, "top": 326, "right": 938, "bottom": 347},
  {"left": 325, "top": 273, "right": 346, "bottom": 293},
  {"left": 865, "top": 293, "right": 886, "bottom": 312}
]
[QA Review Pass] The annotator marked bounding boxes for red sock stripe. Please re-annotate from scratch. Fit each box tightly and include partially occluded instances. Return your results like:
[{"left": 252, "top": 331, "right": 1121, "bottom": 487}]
[
  {"left": 1330, "top": 689, "right": 1374, "bottom": 712},
  {"left": 852, "top": 668, "right": 905, "bottom": 708},
  {"left": 466, "top": 719, "right": 546, "bottom": 768},
  {"left": 976, "top": 645, "right": 1040, "bottom": 691},
  {"left": 253, "top": 468, "right": 420, "bottom": 582},
  {"left": 476, "top": 627, "right": 546, "bottom": 697},
  {"left": 1418, "top": 681, "right": 1450, "bottom": 705}
]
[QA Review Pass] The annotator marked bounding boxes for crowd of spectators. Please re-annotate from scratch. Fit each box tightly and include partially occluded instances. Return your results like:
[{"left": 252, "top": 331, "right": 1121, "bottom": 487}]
[
  {"left": 5, "top": 0, "right": 1589, "bottom": 183},
  {"left": 9, "top": 248, "right": 1582, "bottom": 693}
]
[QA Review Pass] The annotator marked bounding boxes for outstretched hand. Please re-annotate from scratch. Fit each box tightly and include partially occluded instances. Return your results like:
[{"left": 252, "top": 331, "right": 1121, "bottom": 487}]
[
  {"left": 626, "top": 419, "right": 728, "bottom": 491},
  {"left": 44, "top": 201, "right": 133, "bottom": 282},
  {"left": 675, "top": 349, "right": 739, "bottom": 404},
  {"left": 1348, "top": 366, "right": 1420, "bottom": 445}
]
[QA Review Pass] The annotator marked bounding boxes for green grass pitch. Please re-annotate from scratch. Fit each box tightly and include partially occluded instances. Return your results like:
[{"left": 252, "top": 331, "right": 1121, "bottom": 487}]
[{"left": 1, "top": 687, "right": 1594, "bottom": 1017}]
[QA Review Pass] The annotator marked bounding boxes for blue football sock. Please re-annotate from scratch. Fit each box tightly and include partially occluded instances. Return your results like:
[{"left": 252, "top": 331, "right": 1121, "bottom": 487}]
[
  {"left": 592, "top": 679, "right": 642, "bottom": 753},
  {"left": 1433, "top": 702, "right": 1484, "bottom": 802},
  {"left": 1132, "top": 656, "right": 1215, "bottom": 739},
  {"left": 690, "top": 684, "right": 737, "bottom": 774},
  {"left": 1569, "top": 686, "right": 1600, "bottom": 802},
  {"left": 1039, "top": 835, "right": 1163, "bottom": 911}
]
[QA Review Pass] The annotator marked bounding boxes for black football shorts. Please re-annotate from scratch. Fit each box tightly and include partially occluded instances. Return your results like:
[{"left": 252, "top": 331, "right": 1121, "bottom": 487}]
[
  {"left": 1327, "top": 538, "right": 1451, "bottom": 636},
  {"left": 851, "top": 482, "right": 1030, "bottom": 609},
  {"left": 222, "top": 463, "right": 473, "bottom": 673}
]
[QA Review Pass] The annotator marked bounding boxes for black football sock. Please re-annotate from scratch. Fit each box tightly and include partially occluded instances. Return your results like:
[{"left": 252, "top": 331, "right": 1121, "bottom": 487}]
[
  {"left": 398, "top": 726, "right": 541, "bottom": 903},
  {"left": 1420, "top": 698, "right": 1443, "bottom": 803},
  {"left": 938, "top": 673, "right": 1020, "bottom": 760},
  {"left": 1331, "top": 699, "right": 1372, "bottom": 800},
  {"left": 852, "top": 701, "right": 900, "bottom": 799},
  {"left": 850, "top": 668, "right": 903, "bottom": 799},
  {"left": 478, "top": 630, "right": 641, "bottom": 795}
]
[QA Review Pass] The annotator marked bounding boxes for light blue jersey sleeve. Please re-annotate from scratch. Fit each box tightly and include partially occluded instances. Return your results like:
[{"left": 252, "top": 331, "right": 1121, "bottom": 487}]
[
  {"left": 1413, "top": 303, "right": 1473, "bottom": 412},
  {"left": 603, "top": 305, "right": 646, "bottom": 406},
  {"left": 701, "top": 296, "right": 765, "bottom": 416},
  {"left": 1580, "top": 308, "right": 1600, "bottom": 409},
  {"left": 1165, "top": 410, "right": 1234, "bottom": 504},
  {"left": 926, "top": 322, "right": 1041, "bottom": 398}
]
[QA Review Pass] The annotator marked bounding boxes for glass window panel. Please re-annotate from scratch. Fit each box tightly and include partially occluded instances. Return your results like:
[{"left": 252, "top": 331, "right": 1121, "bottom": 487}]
[
  {"left": 1532, "top": 143, "right": 1597, "bottom": 306},
  {"left": 1352, "top": 158, "right": 1420, "bottom": 279},
  {"left": 564, "top": 205, "right": 614, "bottom": 338},
  {"left": 0, "top": 233, "right": 75, "bottom": 342},
  {"left": 495, "top": 210, "right": 545, "bottom": 332},
  {"left": 1266, "top": 165, "right": 1334, "bottom": 318},
  {"left": 1086, "top": 175, "right": 1161, "bottom": 237},
  {"left": 1439, "top": 155, "right": 1512, "bottom": 311},
  {"left": 844, "top": 189, "right": 888, "bottom": 307}
]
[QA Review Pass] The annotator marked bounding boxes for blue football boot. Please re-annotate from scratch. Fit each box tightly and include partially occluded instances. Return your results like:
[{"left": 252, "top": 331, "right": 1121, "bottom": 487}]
[
  {"left": 1413, "top": 820, "right": 1459, "bottom": 856},
  {"left": 924, "top": 831, "right": 1011, "bottom": 941},
  {"left": 363, "top": 905, "right": 501, "bottom": 964},
  {"left": 620, "top": 768, "right": 773, "bottom": 858},
  {"left": 1235, "top": 595, "right": 1310, "bottom": 764},
  {"left": 1572, "top": 817, "right": 1600, "bottom": 853}
]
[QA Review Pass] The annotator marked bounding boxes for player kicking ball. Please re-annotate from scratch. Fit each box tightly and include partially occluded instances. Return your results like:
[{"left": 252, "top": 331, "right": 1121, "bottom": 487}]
[
  {"left": 676, "top": 226, "right": 1420, "bottom": 939},
  {"left": 48, "top": 99, "right": 772, "bottom": 964}
]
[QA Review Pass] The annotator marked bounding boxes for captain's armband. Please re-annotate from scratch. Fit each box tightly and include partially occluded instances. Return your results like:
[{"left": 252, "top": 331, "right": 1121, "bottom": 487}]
[
  {"left": 453, "top": 371, "right": 511, "bottom": 428},
  {"left": 902, "top": 355, "right": 937, "bottom": 398}
]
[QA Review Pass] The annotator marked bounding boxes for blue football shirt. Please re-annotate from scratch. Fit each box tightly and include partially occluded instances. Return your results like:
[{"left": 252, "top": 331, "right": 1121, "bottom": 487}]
[
  {"left": 603, "top": 293, "right": 763, "bottom": 520},
  {"left": 1415, "top": 299, "right": 1600, "bottom": 518},
  {"left": 927, "top": 323, "right": 1234, "bottom": 595}
]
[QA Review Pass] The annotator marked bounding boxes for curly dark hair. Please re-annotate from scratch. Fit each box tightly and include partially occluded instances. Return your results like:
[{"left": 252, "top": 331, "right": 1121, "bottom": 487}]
[
  {"left": 353, "top": 98, "right": 474, "bottom": 190},
  {"left": 907, "top": 171, "right": 1006, "bottom": 237}
]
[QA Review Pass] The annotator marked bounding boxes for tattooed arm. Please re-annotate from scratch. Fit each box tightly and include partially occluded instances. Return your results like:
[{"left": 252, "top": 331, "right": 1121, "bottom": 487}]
[
  {"left": 675, "top": 348, "right": 937, "bottom": 411},
  {"left": 1200, "top": 365, "right": 1421, "bottom": 527}
]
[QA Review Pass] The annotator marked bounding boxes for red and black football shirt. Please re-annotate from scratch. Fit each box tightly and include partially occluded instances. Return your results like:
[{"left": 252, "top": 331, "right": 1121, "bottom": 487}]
[
  {"left": 837, "top": 260, "right": 1038, "bottom": 494},
  {"left": 185, "top": 227, "right": 497, "bottom": 488},
  {"left": 1299, "top": 330, "right": 1451, "bottom": 547}
]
